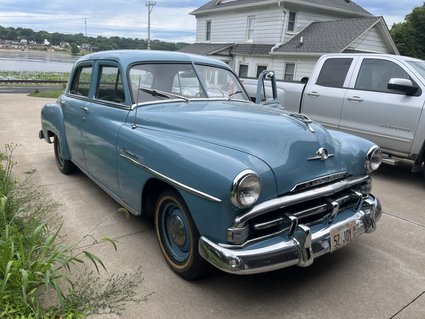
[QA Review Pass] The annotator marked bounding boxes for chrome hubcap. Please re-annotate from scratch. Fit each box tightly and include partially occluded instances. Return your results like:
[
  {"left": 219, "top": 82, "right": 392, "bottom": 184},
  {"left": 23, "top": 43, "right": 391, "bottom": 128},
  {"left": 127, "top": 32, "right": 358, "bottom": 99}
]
[{"left": 169, "top": 215, "right": 186, "bottom": 247}]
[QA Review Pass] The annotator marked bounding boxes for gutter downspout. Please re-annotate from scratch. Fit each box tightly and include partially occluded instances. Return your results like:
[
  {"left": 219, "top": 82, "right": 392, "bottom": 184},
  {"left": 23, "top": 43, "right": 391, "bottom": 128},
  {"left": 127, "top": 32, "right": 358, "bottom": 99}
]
[{"left": 271, "top": 1, "right": 289, "bottom": 53}]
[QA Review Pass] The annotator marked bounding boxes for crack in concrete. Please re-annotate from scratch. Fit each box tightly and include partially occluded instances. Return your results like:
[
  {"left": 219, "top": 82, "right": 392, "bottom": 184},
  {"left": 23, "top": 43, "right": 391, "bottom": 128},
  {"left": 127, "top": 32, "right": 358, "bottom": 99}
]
[
  {"left": 389, "top": 290, "right": 425, "bottom": 319},
  {"left": 382, "top": 211, "right": 425, "bottom": 229}
]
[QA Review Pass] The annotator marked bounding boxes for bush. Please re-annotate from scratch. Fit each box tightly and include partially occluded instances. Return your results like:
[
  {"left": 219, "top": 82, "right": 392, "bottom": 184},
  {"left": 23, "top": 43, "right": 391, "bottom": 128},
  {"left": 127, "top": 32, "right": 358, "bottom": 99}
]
[{"left": 0, "top": 144, "right": 147, "bottom": 318}]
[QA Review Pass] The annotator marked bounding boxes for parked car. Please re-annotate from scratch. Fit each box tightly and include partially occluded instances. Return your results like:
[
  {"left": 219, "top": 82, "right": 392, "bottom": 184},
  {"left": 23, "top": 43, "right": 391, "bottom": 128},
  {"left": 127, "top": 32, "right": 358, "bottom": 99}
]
[
  {"left": 39, "top": 50, "right": 382, "bottom": 280},
  {"left": 243, "top": 54, "right": 425, "bottom": 177}
]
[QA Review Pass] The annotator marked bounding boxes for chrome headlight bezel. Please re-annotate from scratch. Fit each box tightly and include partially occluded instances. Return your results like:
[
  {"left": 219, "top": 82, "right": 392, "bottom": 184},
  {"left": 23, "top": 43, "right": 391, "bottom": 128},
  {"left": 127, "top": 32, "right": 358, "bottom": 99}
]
[
  {"left": 365, "top": 145, "right": 383, "bottom": 173},
  {"left": 231, "top": 170, "right": 261, "bottom": 208}
]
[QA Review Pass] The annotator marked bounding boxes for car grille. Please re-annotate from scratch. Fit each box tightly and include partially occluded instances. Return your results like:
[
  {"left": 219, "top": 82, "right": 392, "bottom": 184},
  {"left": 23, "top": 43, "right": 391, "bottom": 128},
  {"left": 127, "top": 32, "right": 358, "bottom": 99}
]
[{"left": 226, "top": 175, "right": 371, "bottom": 246}]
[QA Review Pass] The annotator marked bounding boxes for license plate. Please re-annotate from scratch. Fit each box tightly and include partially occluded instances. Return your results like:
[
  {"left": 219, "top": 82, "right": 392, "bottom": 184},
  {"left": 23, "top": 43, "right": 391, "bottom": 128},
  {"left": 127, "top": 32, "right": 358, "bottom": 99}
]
[{"left": 330, "top": 220, "right": 357, "bottom": 253}]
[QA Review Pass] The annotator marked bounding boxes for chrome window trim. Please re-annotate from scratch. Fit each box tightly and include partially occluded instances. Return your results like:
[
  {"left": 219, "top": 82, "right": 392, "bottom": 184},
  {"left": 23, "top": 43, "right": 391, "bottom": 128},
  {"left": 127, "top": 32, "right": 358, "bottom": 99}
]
[
  {"left": 130, "top": 98, "right": 252, "bottom": 110},
  {"left": 120, "top": 153, "right": 222, "bottom": 203}
]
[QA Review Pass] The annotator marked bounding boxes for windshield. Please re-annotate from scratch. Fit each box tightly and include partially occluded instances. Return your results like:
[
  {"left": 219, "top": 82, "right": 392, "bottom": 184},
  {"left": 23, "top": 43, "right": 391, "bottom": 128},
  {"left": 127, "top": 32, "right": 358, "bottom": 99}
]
[
  {"left": 129, "top": 63, "right": 249, "bottom": 104},
  {"left": 407, "top": 60, "right": 425, "bottom": 79}
]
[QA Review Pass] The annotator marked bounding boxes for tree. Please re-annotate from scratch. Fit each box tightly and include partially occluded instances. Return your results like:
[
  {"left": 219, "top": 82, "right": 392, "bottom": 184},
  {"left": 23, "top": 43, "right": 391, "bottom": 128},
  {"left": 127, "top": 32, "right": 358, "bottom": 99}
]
[
  {"left": 390, "top": 3, "right": 425, "bottom": 59},
  {"left": 71, "top": 43, "right": 80, "bottom": 55}
]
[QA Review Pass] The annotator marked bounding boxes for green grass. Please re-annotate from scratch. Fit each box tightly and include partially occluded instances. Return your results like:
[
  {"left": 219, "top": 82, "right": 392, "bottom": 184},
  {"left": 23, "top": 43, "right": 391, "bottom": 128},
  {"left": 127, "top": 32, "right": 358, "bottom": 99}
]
[
  {"left": 0, "top": 71, "right": 69, "bottom": 81},
  {"left": 29, "top": 88, "right": 65, "bottom": 98}
]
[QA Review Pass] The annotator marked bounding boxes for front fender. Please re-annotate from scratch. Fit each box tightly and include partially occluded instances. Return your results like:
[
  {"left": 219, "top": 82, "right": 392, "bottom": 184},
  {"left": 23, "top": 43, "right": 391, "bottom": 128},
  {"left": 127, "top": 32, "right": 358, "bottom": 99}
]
[
  {"left": 117, "top": 124, "right": 277, "bottom": 243},
  {"left": 40, "top": 99, "right": 71, "bottom": 159},
  {"left": 328, "top": 129, "right": 375, "bottom": 175}
]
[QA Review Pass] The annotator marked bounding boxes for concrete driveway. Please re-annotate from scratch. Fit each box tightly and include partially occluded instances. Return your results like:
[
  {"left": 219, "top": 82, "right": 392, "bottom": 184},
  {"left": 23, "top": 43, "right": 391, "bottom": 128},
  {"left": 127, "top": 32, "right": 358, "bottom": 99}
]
[{"left": 1, "top": 94, "right": 424, "bottom": 319}]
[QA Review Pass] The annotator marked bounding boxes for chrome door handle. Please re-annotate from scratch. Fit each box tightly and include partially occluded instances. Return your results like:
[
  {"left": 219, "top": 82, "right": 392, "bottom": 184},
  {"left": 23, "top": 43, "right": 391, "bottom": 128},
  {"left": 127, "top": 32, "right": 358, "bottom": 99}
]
[
  {"left": 347, "top": 96, "right": 363, "bottom": 102},
  {"left": 307, "top": 91, "right": 320, "bottom": 97},
  {"left": 81, "top": 106, "right": 89, "bottom": 112}
]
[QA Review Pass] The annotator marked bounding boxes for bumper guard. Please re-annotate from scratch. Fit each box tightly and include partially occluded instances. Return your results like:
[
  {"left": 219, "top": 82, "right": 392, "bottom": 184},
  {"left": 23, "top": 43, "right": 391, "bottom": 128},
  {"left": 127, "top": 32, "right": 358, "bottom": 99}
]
[{"left": 199, "top": 195, "right": 381, "bottom": 275}]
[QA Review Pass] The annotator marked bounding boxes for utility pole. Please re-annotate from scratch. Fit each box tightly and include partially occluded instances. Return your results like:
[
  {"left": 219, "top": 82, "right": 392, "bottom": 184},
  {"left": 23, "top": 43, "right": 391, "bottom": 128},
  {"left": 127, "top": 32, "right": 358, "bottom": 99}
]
[
  {"left": 146, "top": 1, "right": 156, "bottom": 50},
  {"left": 84, "top": 18, "right": 87, "bottom": 37}
]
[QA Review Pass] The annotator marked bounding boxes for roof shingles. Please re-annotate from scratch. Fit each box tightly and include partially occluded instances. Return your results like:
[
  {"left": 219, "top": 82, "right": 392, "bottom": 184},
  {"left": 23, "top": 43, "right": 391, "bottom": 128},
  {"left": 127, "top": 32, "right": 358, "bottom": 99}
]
[{"left": 274, "top": 17, "right": 381, "bottom": 54}]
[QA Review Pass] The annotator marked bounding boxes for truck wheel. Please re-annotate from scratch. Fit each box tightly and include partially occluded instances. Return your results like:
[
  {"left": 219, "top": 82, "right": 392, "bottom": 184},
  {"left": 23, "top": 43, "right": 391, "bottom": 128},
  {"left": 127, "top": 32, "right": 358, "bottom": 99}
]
[
  {"left": 54, "top": 136, "right": 76, "bottom": 175},
  {"left": 155, "top": 190, "right": 210, "bottom": 280}
]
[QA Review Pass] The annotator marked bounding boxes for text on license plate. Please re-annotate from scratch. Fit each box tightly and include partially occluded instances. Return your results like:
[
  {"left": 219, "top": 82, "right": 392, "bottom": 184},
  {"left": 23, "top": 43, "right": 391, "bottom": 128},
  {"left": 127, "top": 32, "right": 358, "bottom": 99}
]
[{"left": 330, "top": 220, "right": 357, "bottom": 253}]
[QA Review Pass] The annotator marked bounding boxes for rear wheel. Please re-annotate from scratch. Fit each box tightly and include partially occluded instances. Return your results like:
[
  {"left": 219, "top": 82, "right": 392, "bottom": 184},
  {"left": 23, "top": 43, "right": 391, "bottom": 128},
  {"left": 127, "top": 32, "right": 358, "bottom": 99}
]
[
  {"left": 54, "top": 136, "right": 76, "bottom": 175},
  {"left": 155, "top": 190, "right": 210, "bottom": 280}
]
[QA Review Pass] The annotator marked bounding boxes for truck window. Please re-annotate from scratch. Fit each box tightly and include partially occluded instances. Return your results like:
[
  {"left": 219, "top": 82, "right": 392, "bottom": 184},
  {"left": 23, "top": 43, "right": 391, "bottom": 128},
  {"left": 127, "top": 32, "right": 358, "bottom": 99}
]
[
  {"left": 355, "top": 59, "right": 411, "bottom": 93},
  {"left": 316, "top": 58, "right": 352, "bottom": 88}
]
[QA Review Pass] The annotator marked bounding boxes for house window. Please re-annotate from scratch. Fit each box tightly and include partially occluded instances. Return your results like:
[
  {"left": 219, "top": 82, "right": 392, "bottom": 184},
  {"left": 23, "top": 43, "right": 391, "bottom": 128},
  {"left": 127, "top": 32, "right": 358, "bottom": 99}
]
[
  {"left": 246, "top": 16, "right": 255, "bottom": 41},
  {"left": 284, "top": 63, "right": 295, "bottom": 81},
  {"left": 287, "top": 12, "right": 296, "bottom": 32},
  {"left": 239, "top": 64, "right": 249, "bottom": 78},
  {"left": 206, "top": 20, "right": 212, "bottom": 41},
  {"left": 256, "top": 65, "right": 267, "bottom": 78}
]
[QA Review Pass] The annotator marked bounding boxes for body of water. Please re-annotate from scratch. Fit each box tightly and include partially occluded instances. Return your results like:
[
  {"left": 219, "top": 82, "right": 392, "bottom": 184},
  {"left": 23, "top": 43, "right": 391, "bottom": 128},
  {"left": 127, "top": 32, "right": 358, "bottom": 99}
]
[{"left": 0, "top": 50, "right": 77, "bottom": 72}]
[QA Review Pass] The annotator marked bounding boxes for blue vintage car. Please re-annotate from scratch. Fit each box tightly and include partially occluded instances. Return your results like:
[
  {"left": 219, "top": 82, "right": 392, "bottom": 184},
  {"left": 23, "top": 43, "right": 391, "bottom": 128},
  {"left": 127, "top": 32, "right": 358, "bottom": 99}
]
[{"left": 39, "top": 50, "right": 382, "bottom": 280}]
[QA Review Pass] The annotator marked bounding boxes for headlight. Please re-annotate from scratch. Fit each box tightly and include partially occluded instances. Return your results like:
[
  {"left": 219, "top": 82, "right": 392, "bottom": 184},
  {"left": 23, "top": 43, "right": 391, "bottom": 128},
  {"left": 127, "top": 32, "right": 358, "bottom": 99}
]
[
  {"left": 365, "top": 145, "right": 382, "bottom": 172},
  {"left": 231, "top": 170, "right": 261, "bottom": 208}
]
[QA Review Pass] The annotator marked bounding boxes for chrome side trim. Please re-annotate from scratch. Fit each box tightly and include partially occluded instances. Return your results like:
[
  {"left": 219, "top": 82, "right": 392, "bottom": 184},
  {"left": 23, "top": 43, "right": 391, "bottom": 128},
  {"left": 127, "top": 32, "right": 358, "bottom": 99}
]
[
  {"left": 120, "top": 153, "right": 222, "bottom": 203},
  {"left": 233, "top": 175, "right": 369, "bottom": 228}
]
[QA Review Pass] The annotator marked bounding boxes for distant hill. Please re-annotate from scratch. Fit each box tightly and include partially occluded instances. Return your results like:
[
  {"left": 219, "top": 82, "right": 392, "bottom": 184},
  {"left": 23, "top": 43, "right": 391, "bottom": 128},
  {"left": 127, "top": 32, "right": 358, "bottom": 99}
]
[{"left": 0, "top": 25, "right": 189, "bottom": 53}]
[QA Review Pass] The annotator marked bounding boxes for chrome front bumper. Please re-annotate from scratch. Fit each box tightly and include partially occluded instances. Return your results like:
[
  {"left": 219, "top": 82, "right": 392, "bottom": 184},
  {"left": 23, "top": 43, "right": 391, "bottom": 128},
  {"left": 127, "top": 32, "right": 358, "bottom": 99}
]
[{"left": 199, "top": 195, "right": 381, "bottom": 275}]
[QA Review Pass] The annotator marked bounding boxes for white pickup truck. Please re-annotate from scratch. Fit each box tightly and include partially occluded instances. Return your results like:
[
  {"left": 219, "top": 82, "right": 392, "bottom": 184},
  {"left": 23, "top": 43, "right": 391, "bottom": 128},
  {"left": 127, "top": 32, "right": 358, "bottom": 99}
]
[{"left": 242, "top": 53, "right": 425, "bottom": 176}]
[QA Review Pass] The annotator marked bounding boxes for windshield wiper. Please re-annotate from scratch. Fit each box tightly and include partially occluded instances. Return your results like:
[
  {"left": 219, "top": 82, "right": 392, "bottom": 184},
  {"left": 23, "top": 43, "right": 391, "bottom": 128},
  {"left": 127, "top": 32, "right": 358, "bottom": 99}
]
[
  {"left": 227, "top": 90, "right": 243, "bottom": 100},
  {"left": 139, "top": 87, "right": 189, "bottom": 102}
]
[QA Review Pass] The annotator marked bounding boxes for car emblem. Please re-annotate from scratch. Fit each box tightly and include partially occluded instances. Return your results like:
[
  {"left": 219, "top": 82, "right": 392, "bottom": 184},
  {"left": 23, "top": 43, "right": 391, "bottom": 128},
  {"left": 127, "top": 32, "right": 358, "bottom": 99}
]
[{"left": 308, "top": 148, "right": 334, "bottom": 161}]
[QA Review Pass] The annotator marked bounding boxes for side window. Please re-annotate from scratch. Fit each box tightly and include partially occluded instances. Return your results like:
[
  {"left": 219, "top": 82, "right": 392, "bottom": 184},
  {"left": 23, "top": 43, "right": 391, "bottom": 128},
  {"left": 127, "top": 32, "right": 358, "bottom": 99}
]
[
  {"left": 355, "top": 59, "right": 412, "bottom": 93},
  {"left": 96, "top": 66, "right": 125, "bottom": 103},
  {"left": 70, "top": 65, "right": 93, "bottom": 97},
  {"left": 316, "top": 58, "right": 352, "bottom": 88}
]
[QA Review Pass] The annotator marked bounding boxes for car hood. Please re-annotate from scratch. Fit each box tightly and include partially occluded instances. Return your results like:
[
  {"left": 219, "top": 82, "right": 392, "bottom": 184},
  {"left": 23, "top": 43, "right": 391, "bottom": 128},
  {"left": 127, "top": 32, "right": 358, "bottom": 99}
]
[{"left": 139, "top": 100, "right": 359, "bottom": 195}]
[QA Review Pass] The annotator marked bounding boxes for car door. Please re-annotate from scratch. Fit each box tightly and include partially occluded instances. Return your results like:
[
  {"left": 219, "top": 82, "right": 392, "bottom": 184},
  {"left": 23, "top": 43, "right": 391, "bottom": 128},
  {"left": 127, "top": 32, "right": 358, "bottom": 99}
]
[
  {"left": 340, "top": 57, "right": 423, "bottom": 156},
  {"left": 82, "top": 62, "right": 131, "bottom": 196},
  {"left": 61, "top": 63, "right": 94, "bottom": 169},
  {"left": 301, "top": 57, "right": 354, "bottom": 129}
]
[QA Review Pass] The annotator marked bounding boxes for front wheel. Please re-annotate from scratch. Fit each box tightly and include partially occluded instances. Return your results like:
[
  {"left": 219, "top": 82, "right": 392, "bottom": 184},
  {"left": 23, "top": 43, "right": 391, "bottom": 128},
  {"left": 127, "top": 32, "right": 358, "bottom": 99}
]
[
  {"left": 54, "top": 136, "right": 76, "bottom": 175},
  {"left": 155, "top": 190, "right": 210, "bottom": 280}
]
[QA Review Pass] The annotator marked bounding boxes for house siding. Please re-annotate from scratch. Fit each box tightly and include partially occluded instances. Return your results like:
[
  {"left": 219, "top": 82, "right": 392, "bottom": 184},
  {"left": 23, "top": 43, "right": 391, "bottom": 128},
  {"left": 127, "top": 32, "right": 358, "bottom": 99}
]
[
  {"left": 196, "top": 7, "right": 285, "bottom": 43},
  {"left": 234, "top": 55, "right": 318, "bottom": 81},
  {"left": 348, "top": 26, "right": 389, "bottom": 53}
]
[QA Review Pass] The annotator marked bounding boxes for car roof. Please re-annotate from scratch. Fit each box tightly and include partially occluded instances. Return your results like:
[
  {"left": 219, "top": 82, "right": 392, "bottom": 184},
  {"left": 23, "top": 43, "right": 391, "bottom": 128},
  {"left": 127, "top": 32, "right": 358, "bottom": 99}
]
[{"left": 76, "top": 49, "right": 230, "bottom": 69}]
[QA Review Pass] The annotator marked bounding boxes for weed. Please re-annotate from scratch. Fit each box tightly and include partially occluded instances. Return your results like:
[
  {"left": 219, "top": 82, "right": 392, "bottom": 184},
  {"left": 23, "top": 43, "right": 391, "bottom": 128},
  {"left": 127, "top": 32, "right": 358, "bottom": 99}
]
[{"left": 0, "top": 144, "right": 148, "bottom": 318}]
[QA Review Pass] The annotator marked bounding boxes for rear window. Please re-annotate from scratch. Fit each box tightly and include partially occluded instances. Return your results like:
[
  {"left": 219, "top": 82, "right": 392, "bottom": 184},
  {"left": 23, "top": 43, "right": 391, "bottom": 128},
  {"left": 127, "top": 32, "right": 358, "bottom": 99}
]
[{"left": 316, "top": 58, "right": 352, "bottom": 88}]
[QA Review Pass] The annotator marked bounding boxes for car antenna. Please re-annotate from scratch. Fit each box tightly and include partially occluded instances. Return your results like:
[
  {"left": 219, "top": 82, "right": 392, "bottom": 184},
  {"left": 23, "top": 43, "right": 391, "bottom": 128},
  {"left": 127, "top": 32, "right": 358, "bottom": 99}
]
[{"left": 132, "top": 76, "right": 142, "bottom": 129}]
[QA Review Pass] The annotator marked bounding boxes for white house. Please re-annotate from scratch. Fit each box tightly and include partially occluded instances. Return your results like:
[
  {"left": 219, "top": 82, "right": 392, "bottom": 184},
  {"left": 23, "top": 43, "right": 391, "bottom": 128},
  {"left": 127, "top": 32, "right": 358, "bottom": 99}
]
[{"left": 180, "top": 0, "right": 399, "bottom": 80}]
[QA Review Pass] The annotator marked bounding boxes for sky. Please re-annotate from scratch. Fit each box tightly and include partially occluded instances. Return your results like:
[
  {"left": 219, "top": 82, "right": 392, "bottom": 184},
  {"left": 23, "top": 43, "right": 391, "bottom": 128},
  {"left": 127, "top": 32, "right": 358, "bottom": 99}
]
[{"left": 0, "top": 0, "right": 423, "bottom": 43}]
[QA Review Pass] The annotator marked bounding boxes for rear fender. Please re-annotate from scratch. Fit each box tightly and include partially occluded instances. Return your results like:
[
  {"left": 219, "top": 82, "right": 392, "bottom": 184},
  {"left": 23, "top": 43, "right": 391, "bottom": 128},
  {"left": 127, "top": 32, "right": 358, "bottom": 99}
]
[{"left": 40, "top": 101, "right": 71, "bottom": 159}]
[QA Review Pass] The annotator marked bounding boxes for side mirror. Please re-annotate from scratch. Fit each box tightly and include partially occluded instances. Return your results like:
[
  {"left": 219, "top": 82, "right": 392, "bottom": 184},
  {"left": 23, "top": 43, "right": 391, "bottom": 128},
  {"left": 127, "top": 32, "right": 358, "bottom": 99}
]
[{"left": 388, "top": 78, "right": 418, "bottom": 95}]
